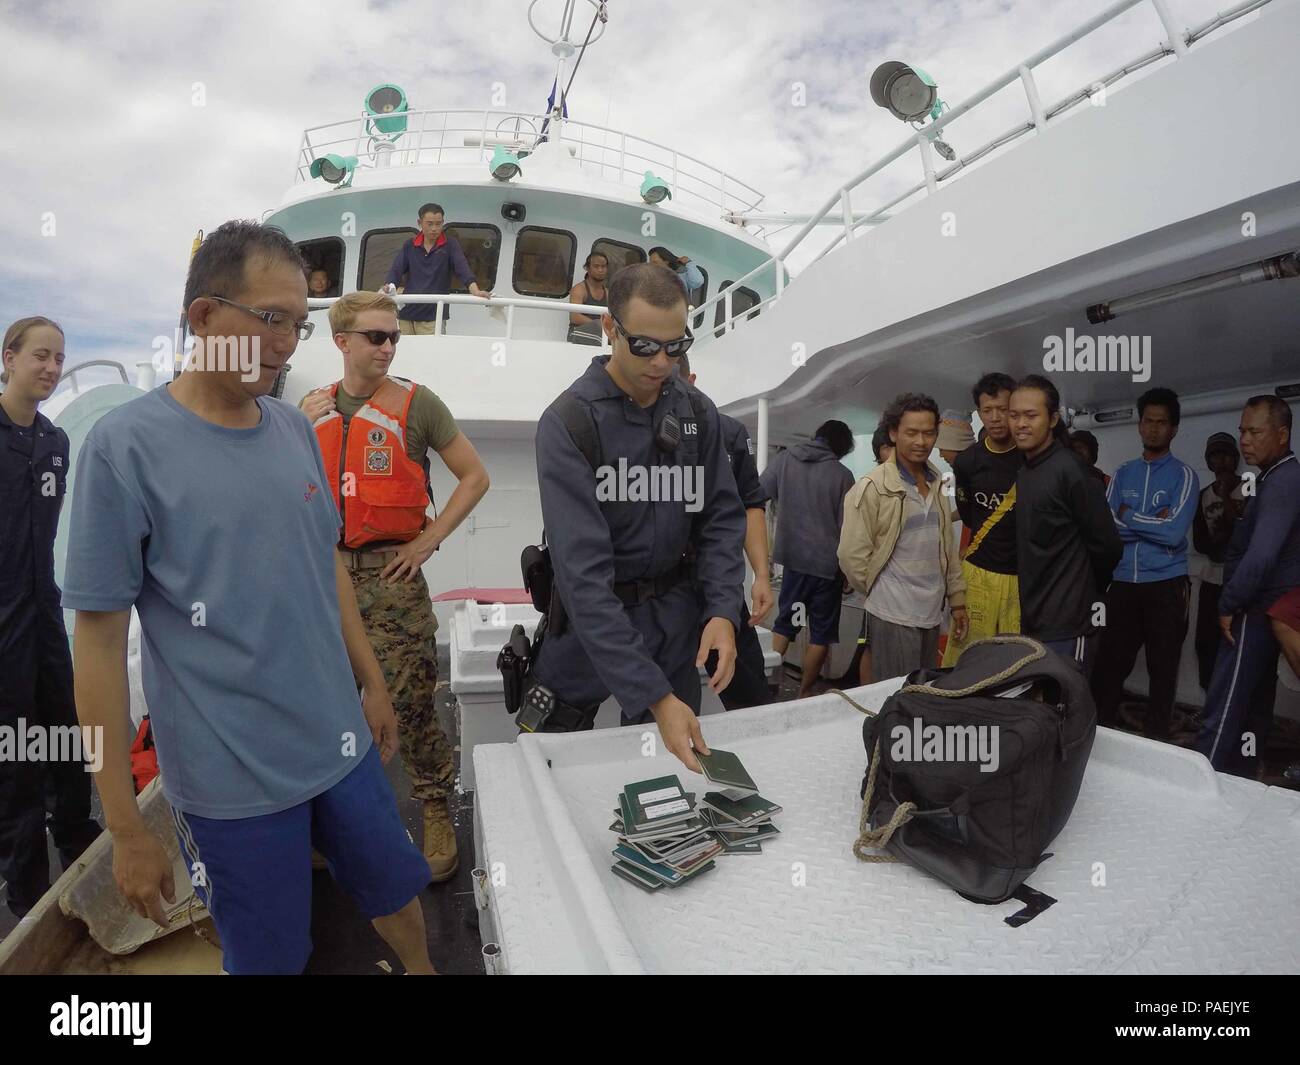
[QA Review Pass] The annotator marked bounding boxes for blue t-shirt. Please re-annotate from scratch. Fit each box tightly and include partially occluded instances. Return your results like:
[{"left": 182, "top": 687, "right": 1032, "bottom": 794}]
[{"left": 62, "top": 385, "right": 371, "bottom": 819}]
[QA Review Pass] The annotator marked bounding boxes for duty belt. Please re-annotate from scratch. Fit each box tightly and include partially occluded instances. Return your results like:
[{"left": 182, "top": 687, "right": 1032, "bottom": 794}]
[
  {"left": 343, "top": 547, "right": 399, "bottom": 571},
  {"left": 611, "top": 560, "right": 690, "bottom": 608}
]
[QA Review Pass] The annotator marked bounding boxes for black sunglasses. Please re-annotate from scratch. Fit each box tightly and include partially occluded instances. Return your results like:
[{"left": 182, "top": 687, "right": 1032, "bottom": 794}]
[
  {"left": 342, "top": 329, "right": 401, "bottom": 346},
  {"left": 609, "top": 311, "right": 694, "bottom": 358}
]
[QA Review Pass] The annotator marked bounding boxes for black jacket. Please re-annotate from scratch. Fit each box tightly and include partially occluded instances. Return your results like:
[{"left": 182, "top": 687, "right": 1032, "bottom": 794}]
[
  {"left": 1015, "top": 440, "right": 1123, "bottom": 641},
  {"left": 0, "top": 403, "right": 70, "bottom": 654}
]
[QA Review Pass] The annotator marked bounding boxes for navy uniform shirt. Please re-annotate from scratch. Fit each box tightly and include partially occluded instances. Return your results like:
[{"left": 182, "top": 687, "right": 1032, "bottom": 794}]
[
  {"left": 384, "top": 233, "right": 477, "bottom": 322},
  {"left": 535, "top": 356, "right": 746, "bottom": 711},
  {"left": 0, "top": 403, "right": 69, "bottom": 650},
  {"left": 719, "top": 412, "right": 768, "bottom": 511}
]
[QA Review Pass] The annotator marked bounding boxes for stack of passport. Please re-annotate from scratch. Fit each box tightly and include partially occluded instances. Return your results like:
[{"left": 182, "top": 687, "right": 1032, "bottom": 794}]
[
  {"left": 695, "top": 748, "right": 782, "bottom": 856},
  {"left": 609, "top": 752, "right": 782, "bottom": 892},
  {"left": 609, "top": 775, "right": 722, "bottom": 892}
]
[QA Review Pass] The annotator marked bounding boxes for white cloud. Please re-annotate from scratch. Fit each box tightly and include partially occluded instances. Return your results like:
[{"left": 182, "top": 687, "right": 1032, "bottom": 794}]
[{"left": 0, "top": 0, "right": 1255, "bottom": 366}]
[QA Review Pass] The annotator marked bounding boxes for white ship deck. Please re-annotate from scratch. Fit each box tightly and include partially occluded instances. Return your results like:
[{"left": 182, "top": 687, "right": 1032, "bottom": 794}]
[{"left": 471, "top": 683, "right": 1300, "bottom": 974}]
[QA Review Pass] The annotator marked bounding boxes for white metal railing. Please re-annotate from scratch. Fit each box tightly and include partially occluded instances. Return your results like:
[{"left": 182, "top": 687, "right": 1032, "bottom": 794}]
[
  {"left": 293, "top": 108, "right": 766, "bottom": 223},
  {"left": 307, "top": 292, "right": 614, "bottom": 344},
  {"left": 45, "top": 359, "right": 130, "bottom": 401},
  {"left": 693, "top": 0, "right": 1272, "bottom": 343}
]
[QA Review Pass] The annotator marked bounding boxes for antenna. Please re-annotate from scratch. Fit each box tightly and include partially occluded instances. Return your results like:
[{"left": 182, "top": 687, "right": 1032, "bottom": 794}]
[{"left": 527, "top": 0, "right": 608, "bottom": 136}]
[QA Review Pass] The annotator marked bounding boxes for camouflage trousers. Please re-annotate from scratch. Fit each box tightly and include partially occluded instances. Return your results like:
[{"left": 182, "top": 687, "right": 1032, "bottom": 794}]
[{"left": 350, "top": 567, "right": 454, "bottom": 802}]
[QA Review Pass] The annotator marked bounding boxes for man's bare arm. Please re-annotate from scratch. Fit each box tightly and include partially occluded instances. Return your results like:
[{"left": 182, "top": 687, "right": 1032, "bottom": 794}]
[
  {"left": 73, "top": 609, "right": 175, "bottom": 925},
  {"left": 428, "top": 432, "right": 490, "bottom": 544},
  {"left": 73, "top": 610, "right": 142, "bottom": 834}
]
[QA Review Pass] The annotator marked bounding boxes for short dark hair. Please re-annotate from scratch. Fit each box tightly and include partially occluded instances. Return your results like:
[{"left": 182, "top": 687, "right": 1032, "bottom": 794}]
[
  {"left": 1069, "top": 429, "right": 1099, "bottom": 464},
  {"left": 1137, "top": 386, "right": 1181, "bottom": 426},
  {"left": 418, "top": 202, "right": 445, "bottom": 219},
  {"left": 608, "top": 262, "right": 687, "bottom": 320},
  {"left": 815, "top": 420, "right": 855, "bottom": 458},
  {"left": 971, "top": 372, "right": 1017, "bottom": 407},
  {"left": 871, "top": 422, "right": 892, "bottom": 462},
  {"left": 183, "top": 220, "right": 306, "bottom": 310},
  {"left": 1246, "top": 394, "right": 1294, "bottom": 432},
  {"left": 648, "top": 245, "right": 678, "bottom": 264},
  {"left": 1014, "top": 374, "right": 1071, "bottom": 446},
  {"left": 882, "top": 392, "right": 940, "bottom": 435}
]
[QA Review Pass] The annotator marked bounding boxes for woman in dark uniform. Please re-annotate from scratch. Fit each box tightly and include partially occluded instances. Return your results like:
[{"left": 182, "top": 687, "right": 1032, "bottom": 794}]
[{"left": 0, "top": 316, "right": 101, "bottom": 918}]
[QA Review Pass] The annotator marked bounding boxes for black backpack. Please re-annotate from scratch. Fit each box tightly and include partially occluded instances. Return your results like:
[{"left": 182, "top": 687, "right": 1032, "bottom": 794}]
[{"left": 854, "top": 636, "right": 1096, "bottom": 904}]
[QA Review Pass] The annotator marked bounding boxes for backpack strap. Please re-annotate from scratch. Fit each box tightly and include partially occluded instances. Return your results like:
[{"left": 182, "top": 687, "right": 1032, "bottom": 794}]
[
  {"left": 552, "top": 392, "right": 602, "bottom": 471},
  {"left": 853, "top": 736, "right": 914, "bottom": 863},
  {"left": 901, "top": 635, "right": 1046, "bottom": 698}
]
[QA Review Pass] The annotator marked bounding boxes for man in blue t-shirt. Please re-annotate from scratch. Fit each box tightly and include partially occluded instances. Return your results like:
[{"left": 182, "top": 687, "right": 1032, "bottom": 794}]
[
  {"left": 1091, "top": 387, "right": 1198, "bottom": 740},
  {"left": 64, "top": 221, "right": 435, "bottom": 974}
]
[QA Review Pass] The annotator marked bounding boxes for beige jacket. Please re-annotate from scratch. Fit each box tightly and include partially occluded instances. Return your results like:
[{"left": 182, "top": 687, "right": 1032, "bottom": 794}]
[{"left": 837, "top": 459, "right": 966, "bottom": 609}]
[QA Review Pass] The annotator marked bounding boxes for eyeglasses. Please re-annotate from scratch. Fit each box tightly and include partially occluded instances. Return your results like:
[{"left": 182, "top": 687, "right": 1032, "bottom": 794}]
[
  {"left": 609, "top": 311, "right": 694, "bottom": 358},
  {"left": 342, "top": 329, "right": 401, "bottom": 346},
  {"left": 207, "top": 296, "right": 314, "bottom": 341}
]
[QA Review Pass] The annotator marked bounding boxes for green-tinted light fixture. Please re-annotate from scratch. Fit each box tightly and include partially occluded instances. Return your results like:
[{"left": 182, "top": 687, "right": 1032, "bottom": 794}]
[
  {"left": 490, "top": 146, "right": 522, "bottom": 181},
  {"left": 640, "top": 171, "right": 672, "bottom": 204},
  {"left": 870, "top": 61, "right": 943, "bottom": 122},
  {"left": 365, "top": 83, "right": 409, "bottom": 138},
  {"left": 309, "top": 154, "right": 359, "bottom": 189},
  {"left": 870, "top": 60, "right": 955, "bottom": 160}
]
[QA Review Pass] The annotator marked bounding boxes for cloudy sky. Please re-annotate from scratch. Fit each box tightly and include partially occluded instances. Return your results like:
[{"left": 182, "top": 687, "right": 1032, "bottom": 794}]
[{"left": 0, "top": 0, "right": 1247, "bottom": 374}]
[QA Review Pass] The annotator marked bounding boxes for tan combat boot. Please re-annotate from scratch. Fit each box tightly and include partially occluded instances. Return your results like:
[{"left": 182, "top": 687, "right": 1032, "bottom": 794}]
[{"left": 423, "top": 798, "right": 459, "bottom": 882}]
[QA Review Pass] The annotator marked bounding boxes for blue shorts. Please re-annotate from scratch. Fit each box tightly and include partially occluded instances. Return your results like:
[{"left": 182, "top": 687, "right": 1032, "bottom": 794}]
[
  {"left": 172, "top": 744, "right": 430, "bottom": 975},
  {"left": 773, "top": 569, "right": 843, "bottom": 647}
]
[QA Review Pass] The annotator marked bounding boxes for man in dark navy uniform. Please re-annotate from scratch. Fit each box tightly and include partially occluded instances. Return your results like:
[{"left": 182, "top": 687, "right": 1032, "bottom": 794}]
[
  {"left": 525, "top": 264, "right": 746, "bottom": 772},
  {"left": 676, "top": 352, "right": 774, "bottom": 711},
  {"left": 0, "top": 316, "right": 101, "bottom": 918}
]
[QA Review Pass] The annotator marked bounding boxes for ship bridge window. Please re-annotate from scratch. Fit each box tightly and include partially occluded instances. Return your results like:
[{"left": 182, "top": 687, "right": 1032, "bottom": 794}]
[
  {"left": 358, "top": 227, "right": 416, "bottom": 292},
  {"left": 513, "top": 226, "right": 577, "bottom": 298},
  {"left": 590, "top": 238, "right": 645, "bottom": 276},
  {"left": 714, "top": 281, "right": 760, "bottom": 338},
  {"left": 445, "top": 224, "right": 501, "bottom": 293},
  {"left": 297, "top": 237, "right": 344, "bottom": 298}
]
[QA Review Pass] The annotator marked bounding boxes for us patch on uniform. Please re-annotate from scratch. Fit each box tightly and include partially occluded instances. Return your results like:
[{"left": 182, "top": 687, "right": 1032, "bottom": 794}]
[
  {"left": 367, "top": 427, "right": 385, "bottom": 446},
  {"left": 365, "top": 446, "right": 392, "bottom": 474}
]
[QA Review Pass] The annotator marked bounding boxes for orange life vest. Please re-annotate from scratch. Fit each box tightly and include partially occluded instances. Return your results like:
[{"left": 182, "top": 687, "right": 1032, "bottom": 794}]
[{"left": 313, "top": 376, "right": 430, "bottom": 549}]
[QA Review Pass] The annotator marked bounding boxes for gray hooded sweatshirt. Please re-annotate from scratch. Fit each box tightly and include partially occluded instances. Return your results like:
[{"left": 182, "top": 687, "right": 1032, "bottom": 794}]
[{"left": 760, "top": 439, "right": 856, "bottom": 580}]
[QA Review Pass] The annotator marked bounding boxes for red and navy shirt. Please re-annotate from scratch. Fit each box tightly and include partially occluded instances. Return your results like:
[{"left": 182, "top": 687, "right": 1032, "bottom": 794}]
[{"left": 384, "top": 231, "right": 477, "bottom": 321}]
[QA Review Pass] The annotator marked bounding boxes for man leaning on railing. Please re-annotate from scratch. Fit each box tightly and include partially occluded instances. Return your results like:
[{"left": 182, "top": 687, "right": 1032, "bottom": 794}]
[{"left": 382, "top": 201, "right": 490, "bottom": 334}]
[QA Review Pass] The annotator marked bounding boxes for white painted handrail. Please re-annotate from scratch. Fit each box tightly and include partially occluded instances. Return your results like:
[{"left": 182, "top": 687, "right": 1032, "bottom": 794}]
[
  {"left": 307, "top": 292, "right": 614, "bottom": 343},
  {"left": 695, "top": 0, "right": 1270, "bottom": 343},
  {"left": 293, "top": 108, "right": 765, "bottom": 220}
]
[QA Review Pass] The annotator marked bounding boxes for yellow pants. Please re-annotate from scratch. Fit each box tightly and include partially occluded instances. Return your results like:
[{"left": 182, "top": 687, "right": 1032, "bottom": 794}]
[
  {"left": 942, "top": 561, "right": 1021, "bottom": 666},
  {"left": 399, "top": 319, "right": 439, "bottom": 335}
]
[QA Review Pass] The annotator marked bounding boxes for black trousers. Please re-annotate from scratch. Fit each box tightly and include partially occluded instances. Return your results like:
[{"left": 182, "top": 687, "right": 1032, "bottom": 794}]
[
  {"left": 1091, "top": 577, "right": 1190, "bottom": 738},
  {"left": 1195, "top": 579, "right": 1223, "bottom": 692},
  {"left": 0, "top": 599, "right": 102, "bottom": 917},
  {"left": 706, "top": 604, "right": 772, "bottom": 712}
]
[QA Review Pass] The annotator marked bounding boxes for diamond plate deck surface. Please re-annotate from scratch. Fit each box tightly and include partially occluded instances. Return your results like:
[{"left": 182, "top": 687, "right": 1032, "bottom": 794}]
[{"left": 473, "top": 684, "right": 1300, "bottom": 974}]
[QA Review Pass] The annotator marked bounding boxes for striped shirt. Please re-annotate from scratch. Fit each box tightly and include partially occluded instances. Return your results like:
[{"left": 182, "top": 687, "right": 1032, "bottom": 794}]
[{"left": 865, "top": 464, "right": 946, "bottom": 628}]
